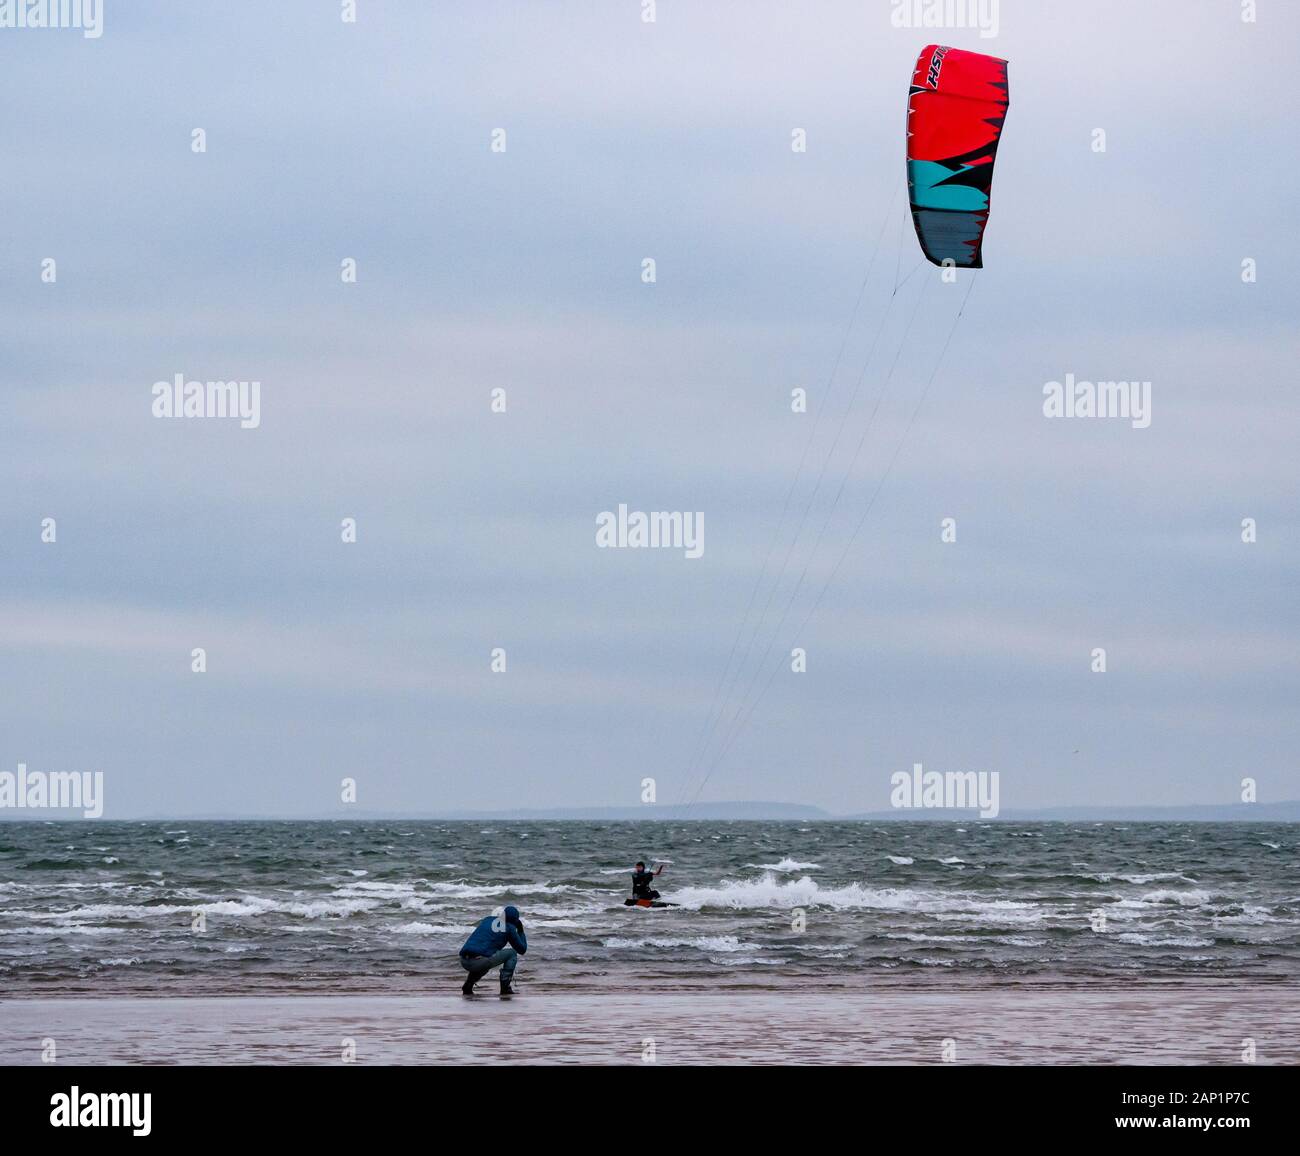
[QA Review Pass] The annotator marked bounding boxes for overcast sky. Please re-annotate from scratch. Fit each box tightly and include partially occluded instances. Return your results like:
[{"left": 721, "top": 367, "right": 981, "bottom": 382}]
[{"left": 2, "top": 1, "right": 1297, "bottom": 817}]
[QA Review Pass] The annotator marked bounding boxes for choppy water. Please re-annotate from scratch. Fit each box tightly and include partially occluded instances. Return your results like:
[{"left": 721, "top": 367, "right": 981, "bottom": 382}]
[{"left": 1, "top": 821, "right": 1296, "bottom": 994}]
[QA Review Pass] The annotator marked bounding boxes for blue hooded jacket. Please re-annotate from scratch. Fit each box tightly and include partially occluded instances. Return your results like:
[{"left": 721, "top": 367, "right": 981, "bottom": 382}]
[{"left": 460, "top": 905, "right": 527, "bottom": 957}]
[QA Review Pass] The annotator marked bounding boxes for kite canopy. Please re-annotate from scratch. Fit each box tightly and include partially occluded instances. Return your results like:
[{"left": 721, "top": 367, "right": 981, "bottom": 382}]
[{"left": 906, "top": 44, "right": 1010, "bottom": 269}]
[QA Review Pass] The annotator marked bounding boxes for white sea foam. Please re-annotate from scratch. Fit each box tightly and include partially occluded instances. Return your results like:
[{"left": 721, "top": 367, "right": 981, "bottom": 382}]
[
  {"left": 668, "top": 873, "right": 1039, "bottom": 919},
  {"left": 391, "top": 922, "right": 467, "bottom": 936},
  {"left": 747, "top": 859, "right": 822, "bottom": 872},
  {"left": 1117, "top": 889, "right": 1213, "bottom": 908},
  {"left": 5, "top": 925, "right": 124, "bottom": 937},
  {"left": 1115, "top": 933, "right": 1215, "bottom": 948},
  {"left": 602, "top": 935, "right": 751, "bottom": 953},
  {"left": 886, "top": 855, "right": 914, "bottom": 865},
  {"left": 0, "top": 881, "right": 123, "bottom": 892},
  {"left": 931, "top": 903, "right": 1053, "bottom": 926},
  {"left": 24, "top": 895, "right": 385, "bottom": 922},
  {"left": 1084, "top": 871, "right": 1194, "bottom": 885},
  {"left": 335, "top": 881, "right": 419, "bottom": 896},
  {"left": 422, "top": 881, "right": 574, "bottom": 899}
]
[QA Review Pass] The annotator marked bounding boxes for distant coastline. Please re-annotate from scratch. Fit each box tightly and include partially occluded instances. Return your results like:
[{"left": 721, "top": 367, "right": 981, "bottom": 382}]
[{"left": 3, "top": 801, "right": 1298, "bottom": 822}]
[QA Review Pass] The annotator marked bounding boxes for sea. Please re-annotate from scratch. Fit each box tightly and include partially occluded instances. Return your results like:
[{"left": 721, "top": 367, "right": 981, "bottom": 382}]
[{"left": 1, "top": 820, "right": 1296, "bottom": 995}]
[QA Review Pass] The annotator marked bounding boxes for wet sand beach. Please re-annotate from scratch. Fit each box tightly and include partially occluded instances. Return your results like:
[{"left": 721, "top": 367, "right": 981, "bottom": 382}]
[{"left": 3, "top": 985, "right": 1295, "bottom": 1065}]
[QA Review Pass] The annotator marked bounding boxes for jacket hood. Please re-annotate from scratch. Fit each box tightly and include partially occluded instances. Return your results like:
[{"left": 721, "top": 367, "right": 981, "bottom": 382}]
[{"left": 503, "top": 905, "right": 521, "bottom": 924}]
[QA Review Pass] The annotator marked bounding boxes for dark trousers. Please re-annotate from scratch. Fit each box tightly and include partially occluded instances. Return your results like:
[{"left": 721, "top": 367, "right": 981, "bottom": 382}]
[{"left": 460, "top": 947, "right": 518, "bottom": 984}]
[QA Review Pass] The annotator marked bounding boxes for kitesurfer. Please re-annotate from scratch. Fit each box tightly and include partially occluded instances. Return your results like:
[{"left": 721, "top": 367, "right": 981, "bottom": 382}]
[
  {"left": 458, "top": 904, "right": 527, "bottom": 996},
  {"left": 631, "top": 861, "right": 665, "bottom": 902}
]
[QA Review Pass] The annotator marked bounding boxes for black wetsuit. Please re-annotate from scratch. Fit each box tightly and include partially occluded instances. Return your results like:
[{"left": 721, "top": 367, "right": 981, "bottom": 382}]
[{"left": 631, "top": 869, "right": 660, "bottom": 901}]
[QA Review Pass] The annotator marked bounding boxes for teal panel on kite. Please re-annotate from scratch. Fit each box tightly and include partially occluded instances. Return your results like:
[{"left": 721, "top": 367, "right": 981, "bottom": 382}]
[{"left": 906, "top": 44, "right": 1010, "bottom": 268}]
